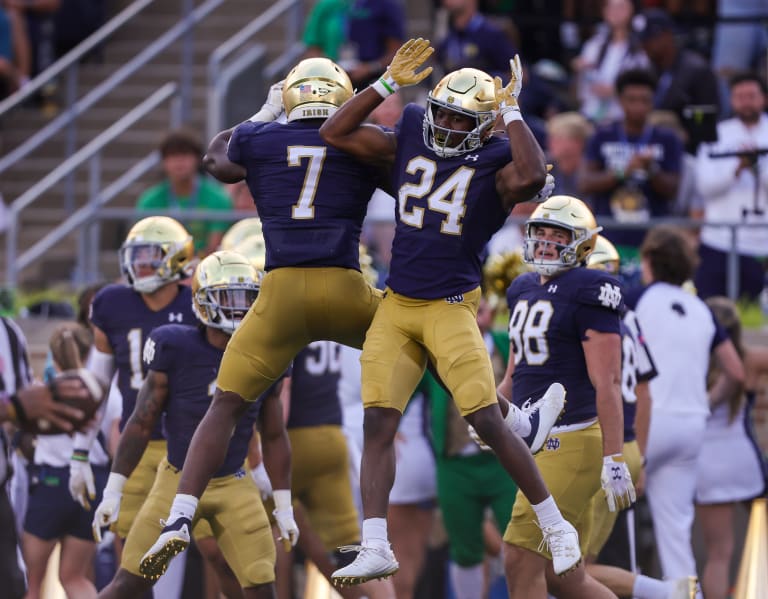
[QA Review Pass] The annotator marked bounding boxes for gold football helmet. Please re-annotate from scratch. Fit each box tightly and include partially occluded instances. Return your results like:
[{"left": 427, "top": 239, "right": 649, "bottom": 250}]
[
  {"left": 282, "top": 57, "right": 353, "bottom": 122},
  {"left": 423, "top": 68, "right": 498, "bottom": 157},
  {"left": 233, "top": 233, "right": 267, "bottom": 271},
  {"left": 192, "top": 250, "right": 261, "bottom": 334},
  {"left": 119, "top": 216, "right": 194, "bottom": 293},
  {"left": 586, "top": 235, "right": 621, "bottom": 274},
  {"left": 523, "top": 195, "right": 602, "bottom": 276},
  {"left": 220, "top": 217, "right": 263, "bottom": 251}
]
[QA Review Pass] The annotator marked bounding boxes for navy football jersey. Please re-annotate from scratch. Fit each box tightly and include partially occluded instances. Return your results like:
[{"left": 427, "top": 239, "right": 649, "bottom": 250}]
[
  {"left": 618, "top": 310, "right": 657, "bottom": 442},
  {"left": 386, "top": 103, "right": 512, "bottom": 299},
  {"left": 145, "top": 324, "right": 281, "bottom": 477},
  {"left": 228, "top": 120, "right": 380, "bottom": 270},
  {"left": 287, "top": 341, "right": 343, "bottom": 429},
  {"left": 505, "top": 268, "right": 623, "bottom": 426},
  {"left": 90, "top": 284, "right": 194, "bottom": 437}
]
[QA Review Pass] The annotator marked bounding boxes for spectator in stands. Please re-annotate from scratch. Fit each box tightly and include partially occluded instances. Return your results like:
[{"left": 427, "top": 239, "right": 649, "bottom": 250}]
[
  {"left": 0, "top": 1, "right": 30, "bottom": 99},
  {"left": 137, "top": 128, "right": 233, "bottom": 256},
  {"left": 340, "top": 0, "right": 405, "bottom": 89},
  {"left": 573, "top": 0, "right": 649, "bottom": 125},
  {"left": 302, "top": 0, "right": 349, "bottom": 61},
  {"left": 546, "top": 111, "right": 594, "bottom": 197},
  {"left": 711, "top": 0, "right": 768, "bottom": 117},
  {"left": 647, "top": 109, "right": 704, "bottom": 219},
  {"left": 435, "top": 0, "right": 518, "bottom": 81},
  {"left": 635, "top": 7, "right": 720, "bottom": 154},
  {"left": 53, "top": 0, "right": 106, "bottom": 60},
  {"left": 693, "top": 72, "right": 768, "bottom": 302},
  {"left": 579, "top": 68, "right": 682, "bottom": 262}
]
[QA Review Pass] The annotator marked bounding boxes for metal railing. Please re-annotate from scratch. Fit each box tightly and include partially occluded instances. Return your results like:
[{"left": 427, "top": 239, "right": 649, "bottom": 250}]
[
  {"left": 206, "top": 0, "right": 304, "bottom": 139},
  {"left": 5, "top": 83, "right": 181, "bottom": 287}
]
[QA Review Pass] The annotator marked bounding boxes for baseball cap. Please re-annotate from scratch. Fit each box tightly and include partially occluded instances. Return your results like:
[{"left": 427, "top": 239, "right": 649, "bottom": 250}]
[{"left": 633, "top": 9, "right": 676, "bottom": 41}]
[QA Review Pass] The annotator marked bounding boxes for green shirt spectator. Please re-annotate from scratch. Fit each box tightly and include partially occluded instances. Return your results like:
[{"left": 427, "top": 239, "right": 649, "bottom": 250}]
[
  {"left": 302, "top": 0, "right": 349, "bottom": 61},
  {"left": 137, "top": 128, "right": 233, "bottom": 255}
]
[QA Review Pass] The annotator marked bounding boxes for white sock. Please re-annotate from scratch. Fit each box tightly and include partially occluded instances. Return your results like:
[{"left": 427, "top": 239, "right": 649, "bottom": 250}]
[
  {"left": 632, "top": 574, "right": 668, "bottom": 599},
  {"left": 531, "top": 495, "right": 563, "bottom": 529},
  {"left": 449, "top": 562, "right": 483, "bottom": 599},
  {"left": 505, "top": 403, "right": 531, "bottom": 437},
  {"left": 362, "top": 517, "right": 389, "bottom": 549},
  {"left": 169, "top": 494, "right": 198, "bottom": 521}
]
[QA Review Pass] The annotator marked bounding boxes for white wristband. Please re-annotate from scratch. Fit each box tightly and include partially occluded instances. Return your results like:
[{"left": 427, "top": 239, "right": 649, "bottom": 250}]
[
  {"left": 105, "top": 472, "right": 127, "bottom": 495},
  {"left": 273, "top": 489, "right": 292, "bottom": 511},
  {"left": 371, "top": 75, "right": 400, "bottom": 98},
  {"left": 501, "top": 107, "right": 523, "bottom": 126}
]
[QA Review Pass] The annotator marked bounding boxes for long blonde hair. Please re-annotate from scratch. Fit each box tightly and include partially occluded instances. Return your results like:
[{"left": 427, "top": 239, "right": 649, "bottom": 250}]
[{"left": 705, "top": 296, "right": 744, "bottom": 422}]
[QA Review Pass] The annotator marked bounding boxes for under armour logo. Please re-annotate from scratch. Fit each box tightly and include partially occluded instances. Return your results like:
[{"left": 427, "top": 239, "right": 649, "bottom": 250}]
[
  {"left": 598, "top": 283, "right": 622, "bottom": 309},
  {"left": 234, "top": 468, "right": 246, "bottom": 479},
  {"left": 168, "top": 312, "right": 183, "bottom": 322},
  {"left": 611, "top": 465, "right": 623, "bottom": 480},
  {"left": 465, "top": 154, "right": 479, "bottom": 162},
  {"left": 143, "top": 338, "right": 156, "bottom": 364},
  {"left": 445, "top": 294, "right": 464, "bottom": 304},
  {"left": 548, "top": 284, "right": 558, "bottom": 294},
  {"left": 545, "top": 437, "right": 560, "bottom": 451}
]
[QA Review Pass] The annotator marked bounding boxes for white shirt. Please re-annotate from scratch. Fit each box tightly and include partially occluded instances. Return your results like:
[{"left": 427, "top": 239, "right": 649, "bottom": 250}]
[
  {"left": 635, "top": 282, "right": 718, "bottom": 416},
  {"left": 695, "top": 113, "right": 768, "bottom": 255}
]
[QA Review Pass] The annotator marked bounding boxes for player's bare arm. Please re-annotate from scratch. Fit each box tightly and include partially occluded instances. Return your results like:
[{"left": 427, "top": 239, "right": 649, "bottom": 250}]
[
  {"left": 175, "top": 389, "right": 249, "bottom": 498},
  {"left": 494, "top": 56, "right": 547, "bottom": 210},
  {"left": 708, "top": 338, "right": 744, "bottom": 407},
  {"left": 583, "top": 329, "right": 624, "bottom": 456},
  {"left": 259, "top": 380, "right": 291, "bottom": 491},
  {"left": 203, "top": 128, "right": 246, "bottom": 183},
  {"left": 111, "top": 370, "right": 169, "bottom": 478},
  {"left": 320, "top": 37, "right": 434, "bottom": 166}
]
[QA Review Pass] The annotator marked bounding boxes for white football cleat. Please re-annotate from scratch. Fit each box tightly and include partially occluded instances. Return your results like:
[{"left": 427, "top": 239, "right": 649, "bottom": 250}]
[
  {"left": 518, "top": 382, "right": 566, "bottom": 453},
  {"left": 331, "top": 543, "right": 399, "bottom": 586},
  {"left": 538, "top": 519, "right": 581, "bottom": 576},
  {"left": 139, "top": 516, "right": 191, "bottom": 581},
  {"left": 667, "top": 576, "right": 699, "bottom": 599}
]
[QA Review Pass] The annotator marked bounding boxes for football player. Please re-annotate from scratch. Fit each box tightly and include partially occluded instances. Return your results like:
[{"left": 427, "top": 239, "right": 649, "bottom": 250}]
[
  {"left": 319, "top": 38, "right": 578, "bottom": 586},
  {"left": 93, "top": 251, "right": 294, "bottom": 599},
  {"left": 67, "top": 216, "right": 239, "bottom": 594},
  {"left": 269, "top": 341, "right": 393, "bottom": 599},
  {"left": 496, "top": 196, "right": 635, "bottom": 598}
]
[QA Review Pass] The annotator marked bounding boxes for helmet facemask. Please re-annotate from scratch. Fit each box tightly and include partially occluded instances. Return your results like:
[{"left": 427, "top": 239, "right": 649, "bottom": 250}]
[
  {"left": 119, "top": 241, "right": 187, "bottom": 293},
  {"left": 193, "top": 283, "right": 260, "bottom": 334},
  {"left": 423, "top": 97, "right": 496, "bottom": 157},
  {"left": 523, "top": 222, "right": 601, "bottom": 276}
]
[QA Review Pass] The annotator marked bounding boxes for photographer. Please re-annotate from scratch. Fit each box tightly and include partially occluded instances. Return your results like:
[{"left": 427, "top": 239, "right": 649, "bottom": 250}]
[{"left": 694, "top": 72, "right": 768, "bottom": 301}]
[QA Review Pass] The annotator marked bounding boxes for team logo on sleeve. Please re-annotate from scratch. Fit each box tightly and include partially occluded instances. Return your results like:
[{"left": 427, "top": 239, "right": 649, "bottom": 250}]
[
  {"left": 143, "top": 338, "right": 156, "bottom": 365},
  {"left": 598, "top": 282, "right": 622, "bottom": 309}
]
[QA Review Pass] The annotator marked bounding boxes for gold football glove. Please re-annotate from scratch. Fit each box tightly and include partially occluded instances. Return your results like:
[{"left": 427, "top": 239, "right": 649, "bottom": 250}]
[
  {"left": 494, "top": 54, "right": 524, "bottom": 111},
  {"left": 387, "top": 37, "right": 434, "bottom": 87}
]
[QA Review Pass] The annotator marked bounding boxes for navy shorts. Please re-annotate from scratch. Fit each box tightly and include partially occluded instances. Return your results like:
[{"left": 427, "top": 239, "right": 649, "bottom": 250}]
[{"left": 23, "top": 464, "right": 109, "bottom": 541}]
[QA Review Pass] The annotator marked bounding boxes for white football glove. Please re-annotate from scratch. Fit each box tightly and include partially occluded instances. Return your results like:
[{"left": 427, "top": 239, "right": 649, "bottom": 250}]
[
  {"left": 601, "top": 454, "right": 636, "bottom": 512},
  {"left": 531, "top": 170, "right": 555, "bottom": 203},
  {"left": 249, "top": 80, "right": 284, "bottom": 122},
  {"left": 69, "top": 455, "right": 96, "bottom": 510},
  {"left": 272, "top": 489, "right": 299, "bottom": 551},
  {"left": 250, "top": 462, "right": 273, "bottom": 501},
  {"left": 92, "top": 472, "right": 127, "bottom": 542}
]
